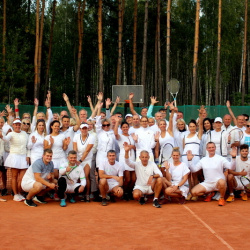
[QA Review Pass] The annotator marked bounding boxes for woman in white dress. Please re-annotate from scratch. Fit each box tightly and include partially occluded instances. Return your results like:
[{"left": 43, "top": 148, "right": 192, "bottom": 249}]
[
  {"left": 2, "top": 118, "right": 28, "bottom": 202},
  {"left": 182, "top": 108, "right": 204, "bottom": 200},
  {"left": 27, "top": 119, "right": 46, "bottom": 164},
  {"left": 73, "top": 123, "right": 95, "bottom": 202},
  {"left": 114, "top": 117, "right": 136, "bottom": 200},
  {"left": 164, "top": 147, "right": 190, "bottom": 204},
  {"left": 155, "top": 106, "right": 175, "bottom": 163},
  {"left": 44, "top": 120, "right": 70, "bottom": 178}
]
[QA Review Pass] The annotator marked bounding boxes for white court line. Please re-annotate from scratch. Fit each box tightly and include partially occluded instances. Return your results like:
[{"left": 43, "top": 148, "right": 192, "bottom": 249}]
[{"left": 183, "top": 205, "right": 234, "bottom": 250}]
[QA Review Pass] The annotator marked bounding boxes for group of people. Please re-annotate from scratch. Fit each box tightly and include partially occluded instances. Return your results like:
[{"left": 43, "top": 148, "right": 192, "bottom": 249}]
[{"left": 0, "top": 91, "right": 249, "bottom": 208}]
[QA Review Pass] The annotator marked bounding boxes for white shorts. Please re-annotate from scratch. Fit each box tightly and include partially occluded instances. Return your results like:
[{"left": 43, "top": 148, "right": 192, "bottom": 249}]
[
  {"left": 66, "top": 183, "right": 81, "bottom": 193},
  {"left": 52, "top": 157, "right": 67, "bottom": 170},
  {"left": 21, "top": 179, "right": 46, "bottom": 192},
  {"left": 200, "top": 181, "right": 221, "bottom": 193},
  {"left": 107, "top": 181, "right": 119, "bottom": 192},
  {"left": 134, "top": 185, "right": 153, "bottom": 195},
  {"left": 178, "top": 185, "right": 189, "bottom": 198},
  {"left": 235, "top": 177, "right": 246, "bottom": 190}
]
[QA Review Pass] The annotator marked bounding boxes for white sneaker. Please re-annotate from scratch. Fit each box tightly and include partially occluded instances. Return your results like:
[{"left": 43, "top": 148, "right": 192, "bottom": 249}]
[
  {"left": 13, "top": 194, "right": 23, "bottom": 202},
  {"left": 18, "top": 194, "right": 25, "bottom": 201},
  {"left": 212, "top": 192, "right": 220, "bottom": 201}
]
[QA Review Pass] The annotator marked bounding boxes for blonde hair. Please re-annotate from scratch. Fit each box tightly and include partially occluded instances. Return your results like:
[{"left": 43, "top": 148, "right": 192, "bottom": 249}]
[{"left": 172, "top": 147, "right": 180, "bottom": 155}]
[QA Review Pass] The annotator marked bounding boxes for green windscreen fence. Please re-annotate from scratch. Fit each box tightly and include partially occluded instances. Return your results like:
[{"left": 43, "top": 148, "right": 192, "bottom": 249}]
[{"left": 0, "top": 104, "right": 249, "bottom": 121}]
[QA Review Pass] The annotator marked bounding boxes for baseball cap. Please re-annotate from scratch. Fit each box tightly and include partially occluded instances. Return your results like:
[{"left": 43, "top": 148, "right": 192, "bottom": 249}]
[{"left": 214, "top": 117, "right": 223, "bottom": 123}]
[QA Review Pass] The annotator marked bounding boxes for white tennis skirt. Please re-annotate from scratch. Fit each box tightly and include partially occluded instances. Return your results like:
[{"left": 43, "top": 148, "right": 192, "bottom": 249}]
[
  {"left": 4, "top": 154, "right": 28, "bottom": 169},
  {"left": 52, "top": 157, "right": 67, "bottom": 170}
]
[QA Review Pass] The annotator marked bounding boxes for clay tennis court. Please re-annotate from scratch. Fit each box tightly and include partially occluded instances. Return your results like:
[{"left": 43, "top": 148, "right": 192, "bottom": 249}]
[{"left": 1, "top": 193, "right": 249, "bottom": 250}]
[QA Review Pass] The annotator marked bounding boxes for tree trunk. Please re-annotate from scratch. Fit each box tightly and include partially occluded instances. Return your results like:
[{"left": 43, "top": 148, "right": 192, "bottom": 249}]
[
  {"left": 37, "top": 0, "right": 45, "bottom": 99},
  {"left": 75, "top": 0, "right": 85, "bottom": 105},
  {"left": 141, "top": 0, "right": 149, "bottom": 100},
  {"left": 2, "top": 0, "right": 6, "bottom": 72},
  {"left": 34, "top": 0, "right": 40, "bottom": 99},
  {"left": 132, "top": 0, "right": 137, "bottom": 85},
  {"left": 157, "top": 0, "right": 162, "bottom": 104},
  {"left": 44, "top": 0, "right": 57, "bottom": 101},
  {"left": 166, "top": 0, "right": 171, "bottom": 102},
  {"left": 116, "top": 0, "right": 124, "bottom": 85},
  {"left": 154, "top": 30, "right": 158, "bottom": 96},
  {"left": 242, "top": 0, "right": 248, "bottom": 105},
  {"left": 98, "top": 0, "right": 104, "bottom": 92},
  {"left": 192, "top": 0, "right": 200, "bottom": 105},
  {"left": 215, "top": 0, "right": 222, "bottom": 105}
]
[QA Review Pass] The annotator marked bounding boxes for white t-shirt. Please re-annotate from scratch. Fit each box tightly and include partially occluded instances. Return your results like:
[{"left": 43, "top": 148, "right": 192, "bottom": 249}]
[
  {"left": 235, "top": 156, "right": 250, "bottom": 178},
  {"left": 168, "top": 162, "right": 190, "bottom": 186},
  {"left": 189, "top": 154, "right": 236, "bottom": 182},
  {"left": 73, "top": 133, "right": 95, "bottom": 161},
  {"left": 125, "top": 159, "right": 162, "bottom": 186},
  {"left": 99, "top": 160, "right": 124, "bottom": 184},
  {"left": 44, "top": 134, "right": 66, "bottom": 159},
  {"left": 60, "top": 126, "right": 76, "bottom": 153}
]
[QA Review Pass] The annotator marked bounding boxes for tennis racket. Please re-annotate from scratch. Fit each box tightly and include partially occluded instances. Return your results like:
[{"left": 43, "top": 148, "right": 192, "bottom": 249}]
[
  {"left": 240, "top": 176, "right": 250, "bottom": 193},
  {"left": 160, "top": 143, "right": 173, "bottom": 164},
  {"left": 228, "top": 128, "right": 244, "bottom": 145},
  {"left": 167, "top": 78, "right": 180, "bottom": 107}
]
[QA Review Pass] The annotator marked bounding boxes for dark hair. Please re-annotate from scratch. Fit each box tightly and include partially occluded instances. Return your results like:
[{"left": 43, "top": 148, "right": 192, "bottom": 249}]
[
  {"left": 206, "top": 141, "right": 215, "bottom": 147},
  {"left": 140, "top": 116, "right": 148, "bottom": 121},
  {"left": 43, "top": 149, "right": 53, "bottom": 155},
  {"left": 121, "top": 122, "right": 129, "bottom": 128},
  {"left": 242, "top": 114, "right": 249, "bottom": 120},
  {"left": 107, "top": 150, "right": 116, "bottom": 156},
  {"left": 159, "top": 108, "right": 167, "bottom": 112},
  {"left": 68, "top": 150, "right": 77, "bottom": 155},
  {"left": 50, "top": 120, "right": 60, "bottom": 134},
  {"left": 62, "top": 115, "right": 70, "bottom": 120},
  {"left": 188, "top": 119, "right": 197, "bottom": 126},
  {"left": 240, "top": 144, "right": 249, "bottom": 151},
  {"left": 203, "top": 118, "right": 213, "bottom": 132},
  {"left": 115, "top": 112, "right": 123, "bottom": 117}
]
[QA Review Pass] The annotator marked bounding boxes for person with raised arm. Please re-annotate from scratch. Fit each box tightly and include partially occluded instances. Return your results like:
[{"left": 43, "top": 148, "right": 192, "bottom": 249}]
[
  {"left": 124, "top": 142, "right": 163, "bottom": 208},
  {"left": 60, "top": 98, "right": 80, "bottom": 154},
  {"left": 114, "top": 116, "right": 136, "bottom": 200},
  {"left": 95, "top": 99, "right": 115, "bottom": 170},
  {"left": 128, "top": 92, "right": 148, "bottom": 117},
  {"left": 182, "top": 106, "right": 204, "bottom": 201},
  {"left": 187, "top": 142, "right": 237, "bottom": 206},
  {"left": 226, "top": 144, "right": 250, "bottom": 202}
]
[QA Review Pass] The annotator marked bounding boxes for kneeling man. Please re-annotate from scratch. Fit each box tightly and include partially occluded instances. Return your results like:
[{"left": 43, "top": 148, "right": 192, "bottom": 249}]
[
  {"left": 187, "top": 142, "right": 236, "bottom": 206},
  {"left": 124, "top": 142, "right": 163, "bottom": 208},
  {"left": 227, "top": 144, "right": 250, "bottom": 202},
  {"left": 58, "top": 150, "right": 86, "bottom": 207},
  {"left": 21, "top": 149, "right": 57, "bottom": 207},
  {"left": 99, "top": 150, "right": 124, "bottom": 206}
]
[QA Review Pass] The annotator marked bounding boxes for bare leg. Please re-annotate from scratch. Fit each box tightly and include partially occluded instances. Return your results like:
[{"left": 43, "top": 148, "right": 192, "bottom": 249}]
[
  {"left": 152, "top": 177, "right": 163, "bottom": 199},
  {"left": 227, "top": 174, "right": 237, "bottom": 194},
  {"left": 26, "top": 182, "right": 44, "bottom": 200},
  {"left": 99, "top": 178, "right": 109, "bottom": 199},
  {"left": 11, "top": 168, "right": 19, "bottom": 195},
  {"left": 84, "top": 164, "right": 90, "bottom": 196},
  {"left": 18, "top": 169, "right": 26, "bottom": 194}
]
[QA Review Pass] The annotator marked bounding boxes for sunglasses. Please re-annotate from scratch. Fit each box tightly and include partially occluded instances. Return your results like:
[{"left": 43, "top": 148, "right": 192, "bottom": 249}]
[
  {"left": 23, "top": 122, "right": 30, "bottom": 125},
  {"left": 102, "top": 124, "right": 110, "bottom": 127}
]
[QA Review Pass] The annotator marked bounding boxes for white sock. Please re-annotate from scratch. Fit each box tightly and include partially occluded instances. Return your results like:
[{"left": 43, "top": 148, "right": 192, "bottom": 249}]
[{"left": 230, "top": 193, "right": 234, "bottom": 196}]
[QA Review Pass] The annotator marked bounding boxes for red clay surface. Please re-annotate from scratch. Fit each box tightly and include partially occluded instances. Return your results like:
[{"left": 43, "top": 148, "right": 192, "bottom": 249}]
[{"left": 1, "top": 195, "right": 250, "bottom": 250}]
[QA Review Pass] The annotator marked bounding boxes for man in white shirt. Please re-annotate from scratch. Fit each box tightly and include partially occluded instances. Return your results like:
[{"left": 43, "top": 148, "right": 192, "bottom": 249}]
[
  {"left": 187, "top": 142, "right": 237, "bottom": 206},
  {"left": 226, "top": 144, "right": 250, "bottom": 202},
  {"left": 58, "top": 150, "right": 86, "bottom": 207},
  {"left": 99, "top": 150, "right": 124, "bottom": 206},
  {"left": 124, "top": 142, "right": 163, "bottom": 208}
]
